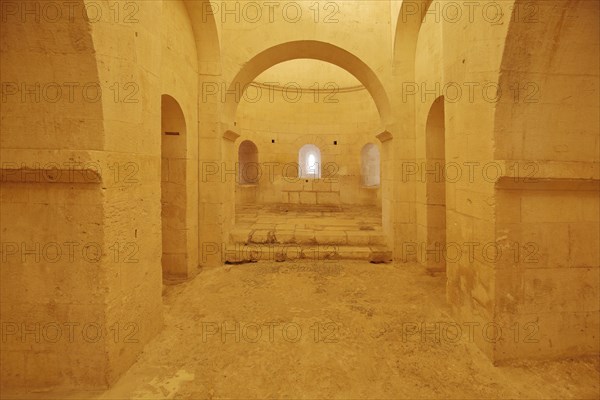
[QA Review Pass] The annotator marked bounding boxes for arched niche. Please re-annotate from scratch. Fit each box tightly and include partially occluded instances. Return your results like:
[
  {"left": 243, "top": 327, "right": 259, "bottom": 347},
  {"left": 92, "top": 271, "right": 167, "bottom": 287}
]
[
  {"left": 238, "top": 140, "right": 259, "bottom": 184},
  {"left": 424, "top": 96, "right": 446, "bottom": 271}
]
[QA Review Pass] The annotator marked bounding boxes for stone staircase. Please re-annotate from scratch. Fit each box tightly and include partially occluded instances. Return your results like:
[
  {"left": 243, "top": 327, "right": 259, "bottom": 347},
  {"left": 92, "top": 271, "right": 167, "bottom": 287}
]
[{"left": 224, "top": 221, "right": 392, "bottom": 264}]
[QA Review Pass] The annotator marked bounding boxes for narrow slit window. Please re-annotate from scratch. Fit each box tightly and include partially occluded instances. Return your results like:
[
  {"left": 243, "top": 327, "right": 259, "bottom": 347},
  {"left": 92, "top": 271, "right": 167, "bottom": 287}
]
[{"left": 298, "top": 144, "right": 321, "bottom": 179}]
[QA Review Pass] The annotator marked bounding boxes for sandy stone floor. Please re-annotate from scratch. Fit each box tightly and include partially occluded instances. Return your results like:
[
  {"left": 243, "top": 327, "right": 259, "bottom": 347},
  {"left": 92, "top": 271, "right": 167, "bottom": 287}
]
[{"left": 8, "top": 260, "right": 600, "bottom": 399}]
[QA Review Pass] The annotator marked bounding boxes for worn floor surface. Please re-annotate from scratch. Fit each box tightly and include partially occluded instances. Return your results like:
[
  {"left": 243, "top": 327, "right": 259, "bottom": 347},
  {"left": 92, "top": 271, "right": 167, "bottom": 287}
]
[{"left": 6, "top": 261, "right": 600, "bottom": 399}]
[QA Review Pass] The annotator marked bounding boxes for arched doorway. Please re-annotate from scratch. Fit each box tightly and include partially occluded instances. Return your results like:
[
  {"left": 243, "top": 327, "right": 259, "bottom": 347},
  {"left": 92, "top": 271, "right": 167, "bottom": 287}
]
[
  {"left": 222, "top": 40, "right": 393, "bottom": 126},
  {"left": 238, "top": 140, "right": 259, "bottom": 184},
  {"left": 424, "top": 96, "right": 446, "bottom": 271},
  {"left": 161, "top": 94, "right": 188, "bottom": 279}
]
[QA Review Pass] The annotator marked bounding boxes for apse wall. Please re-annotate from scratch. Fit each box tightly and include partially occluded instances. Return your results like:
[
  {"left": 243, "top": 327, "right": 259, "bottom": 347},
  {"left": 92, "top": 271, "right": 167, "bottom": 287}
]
[
  {"left": 212, "top": 1, "right": 395, "bottom": 247},
  {"left": 235, "top": 78, "right": 382, "bottom": 206}
]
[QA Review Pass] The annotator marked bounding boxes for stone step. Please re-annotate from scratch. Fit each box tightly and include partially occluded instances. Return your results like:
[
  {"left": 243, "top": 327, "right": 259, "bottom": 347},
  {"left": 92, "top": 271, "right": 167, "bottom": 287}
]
[
  {"left": 229, "top": 228, "right": 385, "bottom": 246},
  {"left": 223, "top": 243, "right": 392, "bottom": 263}
]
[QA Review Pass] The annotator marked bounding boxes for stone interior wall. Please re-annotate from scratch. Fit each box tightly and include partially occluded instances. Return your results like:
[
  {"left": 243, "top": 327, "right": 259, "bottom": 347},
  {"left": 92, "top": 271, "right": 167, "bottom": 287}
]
[
  {"left": 410, "top": 1, "right": 507, "bottom": 359},
  {"left": 407, "top": 0, "right": 600, "bottom": 361},
  {"left": 1, "top": 0, "right": 598, "bottom": 391},
  {"left": 492, "top": 0, "right": 600, "bottom": 361},
  {"left": 0, "top": 4, "right": 111, "bottom": 388}
]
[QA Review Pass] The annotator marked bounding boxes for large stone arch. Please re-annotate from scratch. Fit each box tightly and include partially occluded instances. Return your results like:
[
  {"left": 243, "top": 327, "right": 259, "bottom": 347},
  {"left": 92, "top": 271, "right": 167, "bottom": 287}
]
[
  {"left": 184, "top": 0, "right": 221, "bottom": 73},
  {"left": 393, "top": 0, "right": 433, "bottom": 72},
  {"left": 389, "top": 0, "right": 435, "bottom": 262},
  {"left": 223, "top": 40, "right": 393, "bottom": 127}
]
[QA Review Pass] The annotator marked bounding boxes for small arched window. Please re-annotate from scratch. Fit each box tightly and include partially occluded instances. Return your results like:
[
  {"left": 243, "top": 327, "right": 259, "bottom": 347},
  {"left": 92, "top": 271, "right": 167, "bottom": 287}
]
[
  {"left": 238, "top": 140, "right": 259, "bottom": 184},
  {"left": 361, "top": 143, "right": 380, "bottom": 187},
  {"left": 298, "top": 144, "right": 321, "bottom": 179}
]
